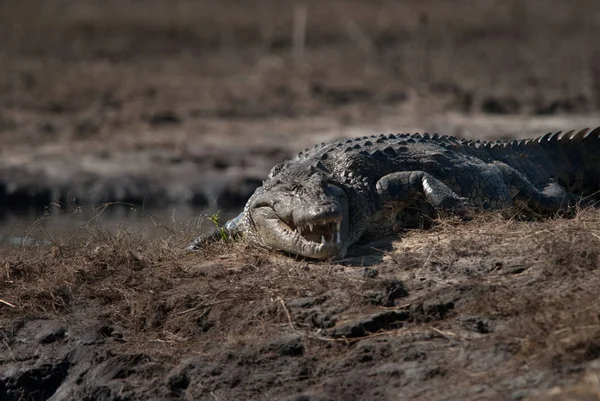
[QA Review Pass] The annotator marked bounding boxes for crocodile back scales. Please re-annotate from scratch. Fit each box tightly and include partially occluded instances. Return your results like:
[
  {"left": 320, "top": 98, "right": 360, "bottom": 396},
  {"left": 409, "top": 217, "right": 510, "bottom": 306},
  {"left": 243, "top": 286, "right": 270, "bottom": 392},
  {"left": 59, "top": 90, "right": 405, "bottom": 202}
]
[{"left": 274, "top": 127, "right": 600, "bottom": 199}]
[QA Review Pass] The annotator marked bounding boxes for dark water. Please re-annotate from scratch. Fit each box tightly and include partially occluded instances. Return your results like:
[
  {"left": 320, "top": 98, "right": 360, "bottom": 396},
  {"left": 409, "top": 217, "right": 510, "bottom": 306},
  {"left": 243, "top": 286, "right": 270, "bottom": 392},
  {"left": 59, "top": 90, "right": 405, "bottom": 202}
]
[{"left": 0, "top": 204, "right": 239, "bottom": 247}]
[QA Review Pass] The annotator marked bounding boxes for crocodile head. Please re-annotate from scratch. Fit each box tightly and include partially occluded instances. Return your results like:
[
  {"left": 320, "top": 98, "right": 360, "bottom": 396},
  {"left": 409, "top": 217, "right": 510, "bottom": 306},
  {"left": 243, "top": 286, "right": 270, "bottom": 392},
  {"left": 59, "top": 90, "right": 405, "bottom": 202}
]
[{"left": 245, "top": 172, "right": 350, "bottom": 260}]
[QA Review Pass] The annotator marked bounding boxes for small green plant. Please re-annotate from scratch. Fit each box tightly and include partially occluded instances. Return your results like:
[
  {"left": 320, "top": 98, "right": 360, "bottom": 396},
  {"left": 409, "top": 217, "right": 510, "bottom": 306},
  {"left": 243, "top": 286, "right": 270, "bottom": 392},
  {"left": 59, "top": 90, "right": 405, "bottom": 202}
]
[{"left": 208, "top": 211, "right": 229, "bottom": 241}]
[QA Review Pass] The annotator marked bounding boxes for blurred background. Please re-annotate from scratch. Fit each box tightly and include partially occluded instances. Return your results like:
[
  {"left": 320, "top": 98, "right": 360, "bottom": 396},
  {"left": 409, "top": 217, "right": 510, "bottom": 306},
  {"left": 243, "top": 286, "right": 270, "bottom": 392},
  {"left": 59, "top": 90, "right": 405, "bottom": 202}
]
[{"left": 0, "top": 0, "right": 599, "bottom": 240}]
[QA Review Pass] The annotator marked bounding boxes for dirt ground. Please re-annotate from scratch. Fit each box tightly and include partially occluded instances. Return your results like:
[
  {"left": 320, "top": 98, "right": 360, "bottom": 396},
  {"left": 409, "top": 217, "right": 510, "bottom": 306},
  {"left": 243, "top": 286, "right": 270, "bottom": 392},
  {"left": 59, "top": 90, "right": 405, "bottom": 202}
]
[
  {"left": 3, "top": 212, "right": 600, "bottom": 400},
  {"left": 2, "top": 0, "right": 600, "bottom": 400}
]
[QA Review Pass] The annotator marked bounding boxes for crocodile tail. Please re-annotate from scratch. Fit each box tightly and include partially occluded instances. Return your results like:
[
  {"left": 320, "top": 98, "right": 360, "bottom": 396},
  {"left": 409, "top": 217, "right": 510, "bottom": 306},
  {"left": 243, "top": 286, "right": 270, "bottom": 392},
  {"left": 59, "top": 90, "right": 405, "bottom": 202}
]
[
  {"left": 471, "top": 127, "right": 600, "bottom": 198},
  {"left": 530, "top": 127, "right": 600, "bottom": 197},
  {"left": 478, "top": 127, "right": 595, "bottom": 150},
  {"left": 535, "top": 127, "right": 600, "bottom": 145}
]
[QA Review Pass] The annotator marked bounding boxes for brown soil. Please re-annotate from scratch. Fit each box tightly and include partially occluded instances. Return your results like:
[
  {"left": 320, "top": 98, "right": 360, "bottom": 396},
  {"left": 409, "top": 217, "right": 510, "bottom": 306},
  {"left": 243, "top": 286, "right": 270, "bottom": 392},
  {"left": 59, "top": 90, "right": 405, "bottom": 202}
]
[
  {"left": 3, "top": 211, "right": 600, "bottom": 400},
  {"left": 2, "top": 1, "right": 600, "bottom": 400}
]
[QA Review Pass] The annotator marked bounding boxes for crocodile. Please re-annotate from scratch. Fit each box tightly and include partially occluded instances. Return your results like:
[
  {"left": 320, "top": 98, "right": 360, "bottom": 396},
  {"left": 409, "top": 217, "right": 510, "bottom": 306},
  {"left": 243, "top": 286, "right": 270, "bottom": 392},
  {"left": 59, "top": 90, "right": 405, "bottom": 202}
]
[{"left": 189, "top": 127, "right": 600, "bottom": 260}]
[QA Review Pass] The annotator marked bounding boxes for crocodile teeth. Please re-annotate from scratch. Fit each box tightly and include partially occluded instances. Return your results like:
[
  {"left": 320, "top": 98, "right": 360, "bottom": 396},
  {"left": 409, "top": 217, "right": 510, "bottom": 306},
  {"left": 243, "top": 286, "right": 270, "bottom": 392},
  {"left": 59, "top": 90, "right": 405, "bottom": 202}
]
[{"left": 292, "top": 218, "right": 343, "bottom": 246}]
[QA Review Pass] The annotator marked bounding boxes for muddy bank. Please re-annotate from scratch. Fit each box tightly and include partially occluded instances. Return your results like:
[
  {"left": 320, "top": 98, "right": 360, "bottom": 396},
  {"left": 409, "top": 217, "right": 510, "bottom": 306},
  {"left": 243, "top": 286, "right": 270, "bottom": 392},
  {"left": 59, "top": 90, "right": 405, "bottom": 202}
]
[
  {"left": 1, "top": 0, "right": 600, "bottom": 211},
  {"left": 2, "top": 212, "right": 600, "bottom": 400},
  {"left": 2, "top": 2, "right": 600, "bottom": 398},
  {"left": 2, "top": 114, "right": 600, "bottom": 214}
]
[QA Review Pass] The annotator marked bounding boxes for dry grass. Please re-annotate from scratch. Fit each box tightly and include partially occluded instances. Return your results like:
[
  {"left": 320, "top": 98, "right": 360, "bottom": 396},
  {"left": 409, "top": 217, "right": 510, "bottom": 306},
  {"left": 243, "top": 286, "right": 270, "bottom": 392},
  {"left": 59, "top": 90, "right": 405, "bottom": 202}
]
[
  {"left": 0, "top": 0, "right": 598, "bottom": 126},
  {"left": 396, "top": 209, "right": 600, "bottom": 367},
  {"left": 2, "top": 208, "right": 600, "bottom": 398},
  {"left": 1, "top": 207, "right": 357, "bottom": 348},
  {"left": 2, "top": 208, "right": 600, "bottom": 356}
]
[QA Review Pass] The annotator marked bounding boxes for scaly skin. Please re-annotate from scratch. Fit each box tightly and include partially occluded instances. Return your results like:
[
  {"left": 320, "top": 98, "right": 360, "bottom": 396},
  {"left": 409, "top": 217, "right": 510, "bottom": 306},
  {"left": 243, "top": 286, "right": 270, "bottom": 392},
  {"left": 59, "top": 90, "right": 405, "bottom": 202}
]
[{"left": 189, "top": 127, "right": 600, "bottom": 260}]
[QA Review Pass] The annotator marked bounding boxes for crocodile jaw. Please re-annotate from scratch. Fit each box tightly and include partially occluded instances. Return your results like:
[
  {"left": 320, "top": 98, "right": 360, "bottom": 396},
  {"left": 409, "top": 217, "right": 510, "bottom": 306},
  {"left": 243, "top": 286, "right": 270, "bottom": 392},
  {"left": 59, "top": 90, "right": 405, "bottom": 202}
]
[{"left": 250, "top": 206, "right": 348, "bottom": 260}]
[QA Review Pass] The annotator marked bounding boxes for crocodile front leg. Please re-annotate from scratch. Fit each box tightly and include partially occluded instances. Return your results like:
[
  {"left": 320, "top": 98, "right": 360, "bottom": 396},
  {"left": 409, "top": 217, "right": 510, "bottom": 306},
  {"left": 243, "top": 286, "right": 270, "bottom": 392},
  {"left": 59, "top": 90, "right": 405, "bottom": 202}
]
[{"left": 376, "top": 171, "right": 471, "bottom": 211}]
